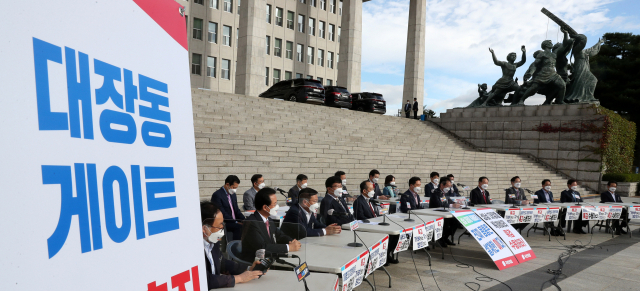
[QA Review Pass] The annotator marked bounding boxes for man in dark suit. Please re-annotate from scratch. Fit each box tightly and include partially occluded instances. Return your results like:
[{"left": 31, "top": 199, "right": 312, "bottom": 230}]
[
  {"left": 404, "top": 100, "right": 411, "bottom": 118},
  {"left": 368, "top": 169, "right": 389, "bottom": 200},
  {"left": 505, "top": 176, "right": 529, "bottom": 205},
  {"left": 283, "top": 188, "right": 342, "bottom": 238},
  {"left": 288, "top": 174, "right": 308, "bottom": 206},
  {"left": 319, "top": 176, "right": 355, "bottom": 226},
  {"left": 429, "top": 179, "right": 461, "bottom": 247},
  {"left": 470, "top": 176, "right": 491, "bottom": 206},
  {"left": 353, "top": 180, "right": 380, "bottom": 220},
  {"left": 400, "top": 177, "right": 424, "bottom": 213},
  {"left": 241, "top": 188, "right": 301, "bottom": 262},
  {"left": 446, "top": 174, "right": 460, "bottom": 196},
  {"left": 534, "top": 179, "right": 554, "bottom": 203},
  {"left": 425, "top": 172, "right": 439, "bottom": 198},
  {"left": 560, "top": 179, "right": 588, "bottom": 234},
  {"left": 335, "top": 171, "right": 355, "bottom": 202},
  {"left": 200, "top": 201, "right": 263, "bottom": 289},
  {"left": 211, "top": 175, "right": 246, "bottom": 240},
  {"left": 600, "top": 181, "right": 628, "bottom": 235},
  {"left": 412, "top": 98, "right": 419, "bottom": 119}
]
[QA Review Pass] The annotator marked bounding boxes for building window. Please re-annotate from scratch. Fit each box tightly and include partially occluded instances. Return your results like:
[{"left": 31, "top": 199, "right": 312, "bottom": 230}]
[
  {"left": 330, "top": 0, "right": 335, "bottom": 13},
  {"left": 195, "top": 0, "right": 204, "bottom": 5},
  {"left": 223, "top": 25, "right": 231, "bottom": 46},
  {"left": 338, "top": 26, "right": 341, "bottom": 42},
  {"left": 339, "top": 0, "right": 342, "bottom": 15},
  {"left": 296, "top": 44, "right": 303, "bottom": 62},
  {"left": 193, "top": 18, "right": 203, "bottom": 40},
  {"left": 285, "top": 71, "right": 292, "bottom": 80},
  {"left": 208, "top": 22, "right": 218, "bottom": 43},
  {"left": 207, "top": 56, "right": 216, "bottom": 77},
  {"left": 336, "top": 53, "right": 339, "bottom": 63},
  {"left": 224, "top": 0, "right": 232, "bottom": 13},
  {"left": 308, "top": 18, "right": 315, "bottom": 36},
  {"left": 307, "top": 75, "right": 313, "bottom": 79},
  {"left": 307, "top": 46, "right": 314, "bottom": 64},
  {"left": 265, "top": 67, "right": 269, "bottom": 85},
  {"left": 311, "top": 0, "right": 316, "bottom": 7},
  {"left": 221, "top": 59, "right": 230, "bottom": 79},
  {"left": 327, "top": 51, "right": 334, "bottom": 68},
  {"left": 266, "top": 35, "right": 270, "bottom": 55},
  {"left": 317, "top": 77, "right": 323, "bottom": 84},
  {"left": 287, "top": 11, "right": 294, "bottom": 29},
  {"left": 275, "top": 7, "right": 283, "bottom": 27},
  {"left": 191, "top": 54, "right": 202, "bottom": 75},
  {"left": 299, "top": 0, "right": 306, "bottom": 3},
  {"left": 327, "top": 79, "right": 333, "bottom": 86},
  {"left": 236, "top": 28, "right": 239, "bottom": 46},
  {"left": 266, "top": 4, "right": 271, "bottom": 23},
  {"left": 274, "top": 38, "right": 282, "bottom": 57},
  {"left": 328, "top": 24, "right": 335, "bottom": 41},
  {"left": 285, "top": 41, "right": 293, "bottom": 59},
  {"left": 297, "top": 14, "right": 305, "bottom": 33},
  {"left": 237, "top": 0, "right": 240, "bottom": 14},
  {"left": 318, "top": 21, "right": 325, "bottom": 38},
  {"left": 210, "top": 0, "right": 218, "bottom": 9},
  {"left": 273, "top": 69, "right": 281, "bottom": 84},
  {"left": 320, "top": 0, "right": 326, "bottom": 10},
  {"left": 318, "top": 49, "right": 324, "bottom": 67},
  {"left": 296, "top": 73, "right": 303, "bottom": 79}
]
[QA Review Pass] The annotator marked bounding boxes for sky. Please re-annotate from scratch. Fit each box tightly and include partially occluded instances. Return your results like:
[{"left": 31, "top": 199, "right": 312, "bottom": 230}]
[{"left": 359, "top": 0, "right": 640, "bottom": 116}]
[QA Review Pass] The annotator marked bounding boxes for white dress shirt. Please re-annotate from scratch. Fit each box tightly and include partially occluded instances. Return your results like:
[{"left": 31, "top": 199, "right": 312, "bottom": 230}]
[
  {"left": 259, "top": 211, "right": 289, "bottom": 251},
  {"left": 203, "top": 238, "right": 216, "bottom": 274},
  {"left": 301, "top": 205, "right": 325, "bottom": 235}
]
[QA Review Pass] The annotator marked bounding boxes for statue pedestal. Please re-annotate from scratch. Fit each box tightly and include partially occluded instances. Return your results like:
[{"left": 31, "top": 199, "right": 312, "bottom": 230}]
[{"left": 433, "top": 104, "right": 603, "bottom": 191}]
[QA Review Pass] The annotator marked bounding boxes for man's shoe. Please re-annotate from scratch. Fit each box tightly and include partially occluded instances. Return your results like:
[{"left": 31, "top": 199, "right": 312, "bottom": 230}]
[
  {"left": 384, "top": 261, "right": 391, "bottom": 267},
  {"left": 573, "top": 229, "right": 586, "bottom": 234},
  {"left": 445, "top": 238, "right": 456, "bottom": 246},
  {"left": 438, "top": 239, "right": 448, "bottom": 248},
  {"left": 390, "top": 258, "right": 400, "bottom": 264}
]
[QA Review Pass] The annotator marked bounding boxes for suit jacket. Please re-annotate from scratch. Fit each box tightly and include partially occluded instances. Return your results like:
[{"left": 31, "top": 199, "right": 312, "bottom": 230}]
[
  {"left": 241, "top": 212, "right": 292, "bottom": 262},
  {"left": 288, "top": 185, "right": 302, "bottom": 206},
  {"left": 470, "top": 187, "right": 491, "bottom": 205},
  {"left": 404, "top": 103, "right": 411, "bottom": 112},
  {"left": 448, "top": 184, "right": 460, "bottom": 196},
  {"left": 534, "top": 189, "right": 554, "bottom": 203},
  {"left": 400, "top": 190, "right": 424, "bottom": 213},
  {"left": 242, "top": 187, "right": 258, "bottom": 211},
  {"left": 429, "top": 188, "right": 456, "bottom": 209},
  {"left": 205, "top": 241, "right": 248, "bottom": 289},
  {"left": 560, "top": 190, "right": 583, "bottom": 203},
  {"left": 600, "top": 191, "right": 623, "bottom": 203},
  {"left": 369, "top": 180, "right": 383, "bottom": 198},
  {"left": 211, "top": 187, "right": 246, "bottom": 222},
  {"left": 319, "top": 193, "right": 354, "bottom": 226},
  {"left": 504, "top": 187, "right": 527, "bottom": 204},
  {"left": 352, "top": 195, "right": 379, "bottom": 220},
  {"left": 424, "top": 182, "right": 438, "bottom": 198},
  {"left": 412, "top": 101, "right": 419, "bottom": 111},
  {"left": 282, "top": 203, "right": 327, "bottom": 237}
]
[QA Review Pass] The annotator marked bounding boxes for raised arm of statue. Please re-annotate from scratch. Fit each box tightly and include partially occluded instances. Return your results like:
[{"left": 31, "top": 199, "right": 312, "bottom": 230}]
[
  {"left": 489, "top": 48, "right": 502, "bottom": 66},
  {"left": 516, "top": 46, "right": 527, "bottom": 68},
  {"left": 585, "top": 37, "right": 604, "bottom": 57},
  {"left": 558, "top": 35, "right": 574, "bottom": 57}
]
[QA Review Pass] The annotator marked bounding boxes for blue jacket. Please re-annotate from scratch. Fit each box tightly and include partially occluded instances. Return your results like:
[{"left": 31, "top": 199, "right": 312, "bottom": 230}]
[
  {"left": 319, "top": 193, "right": 354, "bottom": 226},
  {"left": 560, "top": 190, "right": 583, "bottom": 203},
  {"left": 534, "top": 189, "right": 553, "bottom": 203},
  {"left": 283, "top": 203, "right": 327, "bottom": 237},
  {"left": 211, "top": 187, "right": 245, "bottom": 222},
  {"left": 400, "top": 189, "right": 424, "bottom": 213}
]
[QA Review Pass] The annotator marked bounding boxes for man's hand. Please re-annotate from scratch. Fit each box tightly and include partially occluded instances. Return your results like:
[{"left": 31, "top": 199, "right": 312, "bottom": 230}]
[
  {"left": 325, "top": 223, "right": 342, "bottom": 235},
  {"left": 521, "top": 45, "right": 526, "bottom": 53},
  {"left": 489, "top": 47, "right": 494, "bottom": 53},
  {"left": 249, "top": 260, "right": 265, "bottom": 272},
  {"left": 288, "top": 239, "right": 301, "bottom": 252},
  {"left": 522, "top": 200, "right": 529, "bottom": 205},
  {"left": 561, "top": 27, "right": 567, "bottom": 33},
  {"left": 378, "top": 195, "right": 389, "bottom": 200},
  {"left": 453, "top": 203, "right": 461, "bottom": 208},
  {"left": 234, "top": 270, "right": 263, "bottom": 284}
]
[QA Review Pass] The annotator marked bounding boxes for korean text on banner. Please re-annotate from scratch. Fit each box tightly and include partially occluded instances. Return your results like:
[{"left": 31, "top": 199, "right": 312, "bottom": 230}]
[
  {"left": 532, "top": 208, "right": 548, "bottom": 223},
  {"left": 566, "top": 206, "right": 582, "bottom": 221},
  {"left": 341, "top": 257, "right": 358, "bottom": 291},
  {"left": 353, "top": 250, "right": 369, "bottom": 288},
  {"left": 425, "top": 220, "right": 435, "bottom": 243},
  {"left": 597, "top": 206, "right": 611, "bottom": 219},
  {"left": 628, "top": 206, "right": 640, "bottom": 220},
  {"left": 519, "top": 208, "right": 535, "bottom": 224},
  {"left": 434, "top": 217, "right": 444, "bottom": 240},
  {"left": 545, "top": 207, "right": 560, "bottom": 222},
  {"left": 505, "top": 208, "right": 520, "bottom": 224},
  {"left": 582, "top": 206, "right": 599, "bottom": 220},
  {"left": 451, "top": 210, "right": 519, "bottom": 270},
  {"left": 412, "top": 224, "right": 429, "bottom": 250},
  {"left": 473, "top": 208, "right": 536, "bottom": 263},
  {"left": 377, "top": 236, "right": 389, "bottom": 269},
  {"left": 608, "top": 206, "right": 623, "bottom": 219},
  {"left": 394, "top": 229, "right": 413, "bottom": 254},
  {"left": 365, "top": 241, "right": 380, "bottom": 278}
]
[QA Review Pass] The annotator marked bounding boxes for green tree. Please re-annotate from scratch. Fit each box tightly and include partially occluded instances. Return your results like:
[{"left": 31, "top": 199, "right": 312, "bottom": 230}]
[
  {"left": 590, "top": 32, "right": 640, "bottom": 166},
  {"left": 423, "top": 106, "right": 437, "bottom": 118}
]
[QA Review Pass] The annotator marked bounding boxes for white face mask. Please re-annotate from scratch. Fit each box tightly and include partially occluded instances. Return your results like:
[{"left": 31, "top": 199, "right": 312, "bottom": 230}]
[
  {"left": 267, "top": 204, "right": 279, "bottom": 216},
  {"left": 301, "top": 183, "right": 308, "bottom": 189},
  {"left": 450, "top": 180, "right": 455, "bottom": 184},
  {"left": 433, "top": 178, "right": 439, "bottom": 184},
  {"left": 481, "top": 184, "right": 488, "bottom": 190},
  {"left": 609, "top": 187, "right": 616, "bottom": 193},
  {"left": 413, "top": 186, "right": 421, "bottom": 193},
  {"left": 258, "top": 183, "right": 265, "bottom": 189},
  {"left": 570, "top": 186, "right": 578, "bottom": 191},
  {"left": 544, "top": 186, "right": 551, "bottom": 191},
  {"left": 334, "top": 188, "right": 343, "bottom": 196},
  {"left": 342, "top": 179, "right": 347, "bottom": 185},
  {"left": 372, "top": 177, "right": 379, "bottom": 183},
  {"left": 443, "top": 187, "right": 451, "bottom": 193},
  {"left": 367, "top": 190, "right": 375, "bottom": 197},
  {"left": 206, "top": 226, "right": 225, "bottom": 243},
  {"left": 228, "top": 187, "right": 237, "bottom": 194},
  {"left": 514, "top": 183, "right": 521, "bottom": 188},
  {"left": 308, "top": 202, "right": 320, "bottom": 213},
  {"left": 390, "top": 181, "right": 396, "bottom": 186}
]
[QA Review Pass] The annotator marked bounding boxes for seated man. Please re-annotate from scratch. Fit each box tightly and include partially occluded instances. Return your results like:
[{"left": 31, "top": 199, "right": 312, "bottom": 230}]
[
  {"left": 470, "top": 176, "right": 491, "bottom": 206},
  {"left": 211, "top": 175, "right": 246, "bottom": 240},
  {"left": 243, "top": 174, "right": 265, "bottom": 211},
  {"left": 241, "top": 188, "right": 301, "bottom": 262},
  {"left": 319, "top": 176, "right": 355, "bottom": 225},
  {"left": 288, "top": 174, "right": 308, "bottom": 206},
  {"left": 534, "top": 179, "right": 554, "bottom": 203},
  {"left": 400, "top": 177, "right": 424, "bottom": 213},
  {"left": 600, "top": 181, "right": 628, "bottom": 235},
  {"left": 200, "top": 201, "right": 263, "bottom": 289},
  {"left": 336, "top": 171, "right": 355, "bottom": 202},
  {"left": 425, "top": 172, "right": 440, "bottom": 198},
  {"left": 446, "top": 174, "right": 460, "bottom": 196},
  {"left": 283, "top": 188, "right": 342, "bottom": 237},
  {"left": 505, "top": 176, "right": 529, "bottom": 205},
  {"left": 560, "top": 179, "right": 588, "bottom": 234},
  {"left": 429, "top": 179, "right": 461, "bottom": 247},
  {"left": 353, "top": 180, "right": 380, "bottom": 220},
  {"left": 368, "top": 169, "right": 389, "bottom": 200}
]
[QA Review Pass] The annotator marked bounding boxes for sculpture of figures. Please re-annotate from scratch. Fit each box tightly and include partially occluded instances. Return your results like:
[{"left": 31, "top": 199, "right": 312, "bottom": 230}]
[
  {"left": 553, "top": 28, "right": 574, "bottom": 84},
  {"left": 467, "top": 84, "right": 489, "bottom": 107},
  {"left": 512, "top": 40, "right": 566, "bottom": 105},
  {"left": 479, "top": 46, "right": 527, "bottom": 106},
  {"left": 564, "top": 34, "right": 605, "bottom": 103}
]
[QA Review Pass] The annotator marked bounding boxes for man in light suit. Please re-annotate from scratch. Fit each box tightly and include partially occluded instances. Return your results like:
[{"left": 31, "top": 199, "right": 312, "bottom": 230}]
[
  {"left": 470, "top": 176, "right": 491, "bottom": 206},
  {"left": 282, "top": 188, "right": 341, "bottom": 238},
  {"left": 353, "top": 180, "right": 380, "bottom": 220},
  {"left": 600, "top": 181, "right": 628, "bottom": 235},
  {"left": 412, "top": 98, "right": 419, "bottom": 119},
  {"left": 211, "top": 175, "right": 246, "bottom": 240},
  {"left": 319, "top": 176, "right": 355, "bottom": 226},
  {"left": 404, "top": 100, "right": 412, "bottom": 118}
]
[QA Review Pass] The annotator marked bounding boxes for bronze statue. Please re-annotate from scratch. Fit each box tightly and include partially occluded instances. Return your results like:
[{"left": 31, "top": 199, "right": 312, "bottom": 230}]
[
  {"left": 553, "top": 28, "right": 574, "bottom": 84},
  {"left": 564, "top": 35, "right": 605, "bottom": 103},
  {"left": 479, "top": 46, "right": 527, "bottom": 106},
  {"left": 512, "top": 40, "right": 566, "bottom": 105},
  {"left": 467, "top": 84, "right": 489, "bottom": 107}
]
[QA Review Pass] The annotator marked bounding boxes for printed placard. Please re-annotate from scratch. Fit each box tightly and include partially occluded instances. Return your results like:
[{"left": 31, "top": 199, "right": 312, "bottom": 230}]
[
  {"left": 566, "top": 206, "right": 582, "bottom": 221},
  {"left": 379, "top": 203, "right": 390, "bottom": 215},
  {"left": 394, "top": 229, "right": 413, "bottom": 254},
  {"left": 341, "top": 257, "right": 358, "bottom": 291},
  {"left": 377, "top": 236, "right": 389, "bottom": 269},
  {"left": 532, "top": 208, "right": 548, "bottom": 223},
  {"left": 519, "top": 208, "right": 535, "bottom": 223},
  {"left": 608, "top": 206, "right": 623, "bottom": 219},
  {"left": 582, "top": 206, "right": 599, "bottom": 220},
  {"left": 334, "top": 276, "right": 340, "bottom": 291},
  {"left": 505, "top": 208, "right": 520, "bottom": 224},
  {"left": 474, "top": 208, "right": 536, "bottom": 264},
  {"left": 353, "top": 251, "right": 368, "bottom": 287},
  {"left": 295, "top": 262, "right": 310, "bottom": 282},
  {"left": 629, "top": 206, "right": 640, "bottom": 220},
  {"left": 452, "top": 210, "right": 519, "bottom": 270},
  {"left": 365, "top": 242, "right": 380, "bottom": 278},
  {"left": 413, "top": 224, "right": 429, "bottom": 250},
  {"left": 350, "top": 220, "right": 359, "bottom": 231},
  {"left": 597, "top": 205, "right": 611, "bottom": 219},
  {"left": 545, "top": 207, "right": 560, "bottom": 222},
  {"left": 425, "top": 220, "right": 435, "bottom": 242},
  {"left": 434, "top": 217, "right": 444, "bottom": 240}
]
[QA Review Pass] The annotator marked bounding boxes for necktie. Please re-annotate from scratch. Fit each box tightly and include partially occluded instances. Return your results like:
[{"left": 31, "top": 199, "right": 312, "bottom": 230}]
[
  {"left": 368, "top": 202, "right": 377, "bottom": 217},
  {"left": 265, "top": 219, "right": 270, "bottom": 238},
  {"left": 227, "top": 192, "right": 235, "bottom": 219},
  {"left": 482, "top": 190, "right": 487, "bottom": 204}
]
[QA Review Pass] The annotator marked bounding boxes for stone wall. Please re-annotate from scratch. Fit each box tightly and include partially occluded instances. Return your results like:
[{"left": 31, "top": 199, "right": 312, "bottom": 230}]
[{"left": 433, "top": 104, "right": 604, "bottom": 191}]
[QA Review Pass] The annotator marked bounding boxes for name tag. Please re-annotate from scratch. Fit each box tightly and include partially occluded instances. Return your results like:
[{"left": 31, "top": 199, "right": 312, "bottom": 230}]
[
  {"left": 406, "top": 202, "right": 411, "bottom": 209},
  {"left": 509, "top": 194, "right": 516, "bottom": 198},
  {"left": 440, "top": 197, "right": 447, "bottom": 202},
  {"left": 531, "top": 195, "right": 538, "bottom": 199},
  {"left": 573, "top": 194, "right": 580, "bottom": 199},
  {"left": 286, "top": 197, "right": 293, "bottom": 203}
]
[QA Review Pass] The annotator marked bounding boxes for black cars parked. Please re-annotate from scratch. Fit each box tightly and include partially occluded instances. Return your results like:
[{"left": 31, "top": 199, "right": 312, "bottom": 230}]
[
  {"left": 324, "top": 86, "right": 352, "bottom": 109},
  {"left": 350, "top": 92, "right": 386, "bottom": 114},
  {"left": 259, "top": 78, "right": 325, "bottom": 104}
]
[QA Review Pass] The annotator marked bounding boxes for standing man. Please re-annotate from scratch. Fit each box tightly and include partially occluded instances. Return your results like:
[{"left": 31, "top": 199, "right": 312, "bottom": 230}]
[
  {"left": 534, "top": 179, "right": 554, "bottom": 203},
  {"left": 404, "top": 100, "right": 412, "bottom": 118},
  {"left": 400, "top": 177, "right": 424, "bottom": 213},
  {"left": 288, "top": 174, "right": 308, "bottom": 206},
  {"left": 425, "top": 172, "right": 440, "bottom": 198},
  {"left": 319, "top": 176, "right": 355, "bottom": 226},
  {"left": 369, "top": 169, "right": 389, "bottom": 200},
  {"left": 282, "top": 188, "right": 342, "bottom": 237},
  {"left": 243, "top": 174, "right": 265, "bottom": 211},
  {"left": 600, "top": 181, "right": 628, "bottom": 235},
  {"left": 429, "top": 179, "right": 460, "bottom": 247},
  {"left": 412, "top": 98, "right": 419, "bottom": 119},
  {"left": 505, "top": 176, "right": 529, "bottom": 205},
  {"left": 470, "top": 176, "right": 491, "bottom": 206},
  {"left": 335, "top": 171, "right": 355, "bottom": 202},
  {"left": 353, "top": 181, "right": 380, "bottom": 220},
  {"left": 560, "top": 179, "right": 588, "bottom": 234},
  {"left": 211, "top": 175, "right": 246, "bottom": 240}
]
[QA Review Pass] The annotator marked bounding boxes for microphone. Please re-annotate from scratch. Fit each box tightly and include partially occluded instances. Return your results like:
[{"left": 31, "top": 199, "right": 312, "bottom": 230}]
[
  {"left": 266, "top": 252, "right": 299, "bottom": 259},
  {"left": 327, "top": 209, "right": 349, "bottom": 216},
  {"left": 457, "top": 183, "right": 467, "bottom": 187},
  {"left": 273, "top": 187, "right": 288, "bottom": 194},
  {"left": 254, "top": 249, "right": 272, "bottom": 275}
]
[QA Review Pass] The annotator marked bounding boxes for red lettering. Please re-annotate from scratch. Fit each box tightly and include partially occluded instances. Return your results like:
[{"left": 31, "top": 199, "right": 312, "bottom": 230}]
[
  {"left": 171, "top": 270, "right": 191, "bottom": 291},
  {"left": 147, "top": 282, "right": 168, "bottom": 291},
  {"left": 191, "top": 266, "right": 200, "bottom": 291}
]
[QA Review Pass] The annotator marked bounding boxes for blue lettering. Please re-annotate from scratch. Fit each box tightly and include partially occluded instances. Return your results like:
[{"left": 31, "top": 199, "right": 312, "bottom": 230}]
[
  {"left": 33, "top": 38, "right": 68, "bottom": 131},
  {"left": 99, "top": 109, "right": 137, "bottom": 144},
  {"left": 145, "top": 166, "right": 179, "bottom": 236},
  {"left": 141, "top": 121, "right": 172, "bottom": 148},
  {"left": 86, "top": 163, "right": 103, "bottom": 250},
  {"left": 102, "top": 166, "right": 132, "bottom": 243},
  {"left": 94, "top": 59, "right": 123, "bottom": 109},
  {"left": 139, "top": 75, "right": 171, "bottom": 122},
  {"left": 131, "top": 165, "right": 146, "bottom": 240},
  {"left": 66, "top": 47, "right": 93, "bottom": 139},
  {"left": 124, "top": 69, "right": 138, "bottom": 113}
]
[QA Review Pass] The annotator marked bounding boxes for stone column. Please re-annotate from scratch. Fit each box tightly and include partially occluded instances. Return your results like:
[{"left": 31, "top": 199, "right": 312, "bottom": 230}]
[
  {"left": 337, "top": 0, "right": 362, "bottom": 93},
  {"left": 402, "top": 0, "right": 426, "bottom": 117},
  {"left": 235, "top": 0, "right": 266, "bottom": 96}
]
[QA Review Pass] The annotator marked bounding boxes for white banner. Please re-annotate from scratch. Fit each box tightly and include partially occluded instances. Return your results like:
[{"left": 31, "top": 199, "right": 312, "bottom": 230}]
[
  {"left": 608, "top": 206, "right": 623, "bottom": 219},
  {"left": 394, "top": 228, "right": 413, "bottom": 254},
  {"left": 425, "top": 220, "right": 435, "bottom": 242},
  {"left": 434, "top": 217, "right": 444, "bottom": 240},
  {"left": 505, "top": 208, "right": 521, "bottom": 224},
  {"left": 412, "top": 224, "right": 429, "bottom": 250},
  {"left": 629, "top": 206, "right": 640, "bottom": 220},
  {"left": 353, "top": 250, "right": 369, "bottom": 288},
  {"left": 0, "top": 1, "right": 205, "bottom": 290},
  {"left": 341, "top": 257, "right": 358, "bottom": 291},
  {"left": 582, "top": 206, "right": 599, "bottom": 220},
  {"left": 377, "top": 236, "right": 389, "bottom": 269},
  {"left": 597, "top": 205, "right": 611, "bottom": 219},
  {"left": 532, "top": 207, "right": 548, "bottom": 223},
  {"left": 545, "top": 207, "right": 560, "bottom": 222},
  {"left": 518, "top": 208, "right": 535, "bottom": 224},
  {"left": 566, "top": 206, "right": 583, "bottom": 221},
  {"left": 474, "top": 208, "right": 536, "bottom": 264}
]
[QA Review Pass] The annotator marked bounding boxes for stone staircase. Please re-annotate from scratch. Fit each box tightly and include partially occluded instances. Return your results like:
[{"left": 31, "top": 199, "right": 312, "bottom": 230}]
[{"left": 191, "top": 89, "right": 593, "bottom": 206}]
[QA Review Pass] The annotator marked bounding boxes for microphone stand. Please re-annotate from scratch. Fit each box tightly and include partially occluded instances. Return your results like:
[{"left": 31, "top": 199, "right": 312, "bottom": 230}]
[
  {"left": 348, "top": 196, "right": 363, "bottom": 247},
  {"left": 459, "top": 185, "right": 470, "bottom": 209},
  {"left": 405, "top": 209, "right": 415, "bottom": 222},
  {"left": 379, "top": 214, "right": 390, "bottom": 226}
]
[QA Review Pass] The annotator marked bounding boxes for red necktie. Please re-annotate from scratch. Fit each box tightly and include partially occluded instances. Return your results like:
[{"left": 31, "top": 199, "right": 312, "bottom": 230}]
[
  {"left": 482, "top": 190, "right": 487, "bottom": 204},
  {"left": 265, "top": 219, "right": 270, "bottom": 238},
  {"left": 369, "top": 203, "right": 377, "bottom": 217}
]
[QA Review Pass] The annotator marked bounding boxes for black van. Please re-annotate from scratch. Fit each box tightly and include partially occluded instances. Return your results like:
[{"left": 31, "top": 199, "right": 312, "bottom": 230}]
[
  {"left": 350, "top": 92, "right": 386, "bottom": 114},
  {"left": 259, "top": 78, "right": 325, "bottom": 104},
  {"left": 324, "top": 86, "right": 352, "bottom": 109}
]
